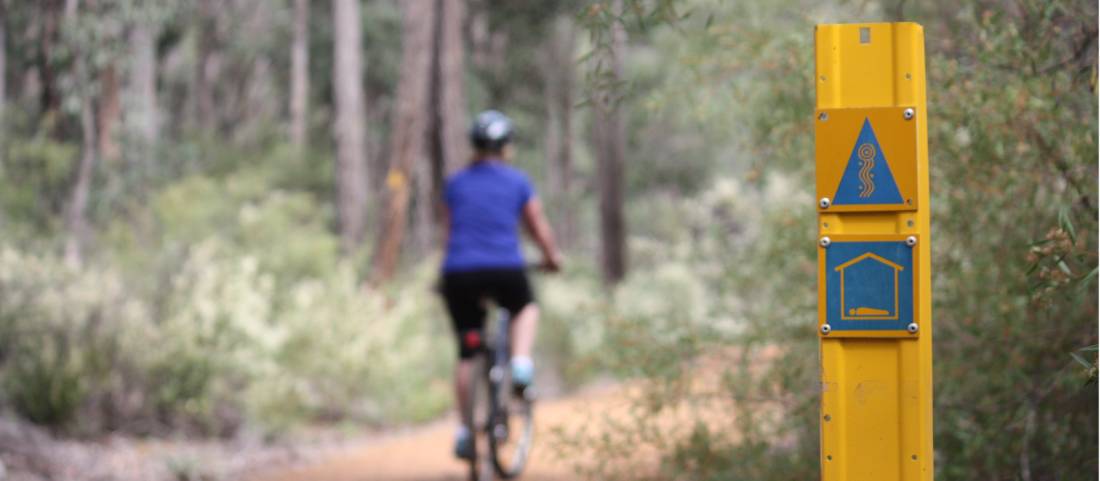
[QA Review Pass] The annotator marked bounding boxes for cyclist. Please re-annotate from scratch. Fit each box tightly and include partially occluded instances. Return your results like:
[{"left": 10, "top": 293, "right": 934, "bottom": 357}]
[{"left": 440, "top": 110, "right": 563, "bottom": 461}]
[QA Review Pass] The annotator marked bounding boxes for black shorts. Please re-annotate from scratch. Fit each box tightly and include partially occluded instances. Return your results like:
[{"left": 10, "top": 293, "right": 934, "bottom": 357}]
[{"left": 441, "top": 268, "right": 534, "bottom": 359}]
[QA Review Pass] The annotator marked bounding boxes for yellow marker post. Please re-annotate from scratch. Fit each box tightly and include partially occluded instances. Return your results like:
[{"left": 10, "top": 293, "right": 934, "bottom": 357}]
[{"left": 815, "top": 23, "right": 933, "bottom": 481}]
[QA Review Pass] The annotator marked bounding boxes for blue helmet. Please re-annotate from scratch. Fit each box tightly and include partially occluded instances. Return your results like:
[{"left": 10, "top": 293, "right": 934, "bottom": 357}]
[{"left": 469, "top": 110, "right": 514, "bottom": 151}]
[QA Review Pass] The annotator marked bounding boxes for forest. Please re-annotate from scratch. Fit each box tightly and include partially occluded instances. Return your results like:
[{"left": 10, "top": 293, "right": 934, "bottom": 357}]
[{"left": 0, "top": 0, "right": 1095, "bottom": 480}]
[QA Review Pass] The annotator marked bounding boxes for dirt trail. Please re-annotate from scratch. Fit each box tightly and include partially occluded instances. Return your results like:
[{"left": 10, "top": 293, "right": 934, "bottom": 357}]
[
  {"left": 250, "top": 385, "right": 626, "bottom": 481},
  {"left": 248, "top": 348, "right": 770, "bottom": 481}
]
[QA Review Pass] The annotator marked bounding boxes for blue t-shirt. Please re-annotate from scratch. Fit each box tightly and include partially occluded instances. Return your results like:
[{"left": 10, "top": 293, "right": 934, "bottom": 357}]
[{"left": 443, "top": 161, "right": 535, "bottom": 273}]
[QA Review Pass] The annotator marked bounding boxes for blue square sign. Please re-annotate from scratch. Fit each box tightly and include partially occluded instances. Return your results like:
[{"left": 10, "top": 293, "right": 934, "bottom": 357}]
[{"left": 825, "top": 241, "right": 914, "bottom": 331}]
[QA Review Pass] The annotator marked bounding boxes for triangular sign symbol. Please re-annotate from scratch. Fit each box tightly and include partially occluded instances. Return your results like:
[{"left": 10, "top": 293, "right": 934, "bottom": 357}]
[{"left": 833, "top": 118, "right": 903, "bottom": 205}]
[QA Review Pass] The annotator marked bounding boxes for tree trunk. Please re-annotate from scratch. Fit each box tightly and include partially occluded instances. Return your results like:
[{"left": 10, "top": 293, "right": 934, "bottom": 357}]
[
  {"left": 438, "top": 0, "right": 468, "bottom": 177},
  {"left": 593, "top": 4, "right": 627, "bottom": 285},
  {"left": 370, "top": 0, "right": 435, "bottom": 283},
  {"left": 0, "top": 7, "right": 6, "bottom": 168},
  {"left": 39, "top": 0, "right": 62, "bottom": 124},
  {"left": 412, "top": 130, "right": 434, "bottom": 252},
  {"left": 541, "top": 16, "right": 576, "bottom": 249},
  {"left": 96, "top": 64, "right": 121, "bottom": 163},
  {"left": 192, "top": 0, "right": 216, "bottom": 131},
  {"left": 289, "top": 0, "right": 309, "bottom": 147},
  {"left": 332, "top": 0, "right": 370, "bottom": 254},
  {"left": 65, "top": 93, "right": 96, "bottom": 267},
  {"left": 429, "top": 0, "right": 468, "bottom": 209},
  {"left": 128, "top": 22, "right": 158, "bottom": 153},
  {"left": 64, "top": 0, "right": 95, "bottom": 268}
]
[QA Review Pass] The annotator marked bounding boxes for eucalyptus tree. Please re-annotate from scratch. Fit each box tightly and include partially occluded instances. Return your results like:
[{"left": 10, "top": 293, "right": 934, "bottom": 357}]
[{"left": 331, "top": 0, "right": 370, "bottom": 254}]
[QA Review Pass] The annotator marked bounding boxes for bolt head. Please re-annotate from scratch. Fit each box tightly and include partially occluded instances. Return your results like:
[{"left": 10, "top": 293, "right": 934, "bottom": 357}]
[
  {"left": 907, "top": 323, "right": 919, "bottom": 333},
  {"left": 905, "top": 236, "right": 917, "bottom": 247},
  {"left": 903, "top": 108, "right": 915, "bottom": 120},
  {"left": 819, "top": 197, "right": 831, "bottom": 209},
  {"left": 818, "top": 112, "right": 828, "bottom": 121},
  {"left": 819, "top": 236, "right": 831, "bottom": 248},
  {"left": 821, "top": 324, "right": 832, "bottom": 335}
]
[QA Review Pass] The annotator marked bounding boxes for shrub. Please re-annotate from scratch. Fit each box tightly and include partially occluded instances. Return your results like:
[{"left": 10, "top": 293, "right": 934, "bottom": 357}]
[{"left": 0, "top": 247, "right": 153, "bottom": 432}]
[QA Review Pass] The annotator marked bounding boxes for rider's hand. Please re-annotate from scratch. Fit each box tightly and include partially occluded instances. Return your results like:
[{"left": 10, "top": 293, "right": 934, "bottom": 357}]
[{"left": 542, "top": 252, "right": 563, "bottom": 273}]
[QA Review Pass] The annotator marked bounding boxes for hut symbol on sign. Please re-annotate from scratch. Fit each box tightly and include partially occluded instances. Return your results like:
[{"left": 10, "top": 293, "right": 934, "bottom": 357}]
[{"left": 835, "top": 252, "right": 903, "bottom": 320}]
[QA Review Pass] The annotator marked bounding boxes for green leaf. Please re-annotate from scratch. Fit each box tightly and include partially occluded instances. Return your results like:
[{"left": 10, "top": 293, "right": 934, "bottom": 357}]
[
  {"left": 1070, "top": 351, "right": 1093, "bottom": 369},
  {"left": 1077, "top": 266, "right": 1098, "bottom": 294}
]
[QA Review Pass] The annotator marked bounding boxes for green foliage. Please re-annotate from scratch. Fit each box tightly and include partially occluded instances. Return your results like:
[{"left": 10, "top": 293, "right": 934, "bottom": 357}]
[
  {"left": 564, "top": 0, "right": 1097, "bottom": 480},
  {"left": 1069, "top": 344, "right": 1098, "bottom": 385},
  {"left": 0, "top": 136, "right": 79, "bottom": 239},
  {"left": 148, "top": 170, "right": 339, "bottom": 284},
  {"left": 4, "top": 338, "right": 87, "bottom": 427},
  {"left": 0, "top": 247, "right": 152, "bottom": 432},
  {"left": 920, "top": 2, "right": 1099, "bottom": 478},
  {"left": 0, "top": 141, "right": 454, "bottom": 434}
]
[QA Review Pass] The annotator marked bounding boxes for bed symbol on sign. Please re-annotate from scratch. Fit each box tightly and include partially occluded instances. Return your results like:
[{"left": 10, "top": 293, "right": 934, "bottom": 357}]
[{"left": 835, "top": 252, "right": 903, "bottom": 320}]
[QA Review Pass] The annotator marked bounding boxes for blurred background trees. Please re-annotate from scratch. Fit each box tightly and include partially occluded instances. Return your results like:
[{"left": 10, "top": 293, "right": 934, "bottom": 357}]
[{"left": 0, "top": 0, "right": 1095, "bottom": 479}]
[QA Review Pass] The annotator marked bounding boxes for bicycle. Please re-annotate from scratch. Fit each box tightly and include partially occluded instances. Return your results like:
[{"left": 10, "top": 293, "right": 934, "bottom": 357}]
[{"left": 466, "top": 306, "right": 536, "bottom": 481}]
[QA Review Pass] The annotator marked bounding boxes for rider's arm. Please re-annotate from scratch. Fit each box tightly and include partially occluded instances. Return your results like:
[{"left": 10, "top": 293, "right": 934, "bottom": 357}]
[{"left": 521, "top": 197, "right": 563, "bottom": 271}]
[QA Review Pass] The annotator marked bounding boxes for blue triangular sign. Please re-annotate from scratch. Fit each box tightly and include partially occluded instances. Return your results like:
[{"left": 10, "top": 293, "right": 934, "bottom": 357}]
[{"left": 833, "top": 119, "right": 903, "bottom": 205}]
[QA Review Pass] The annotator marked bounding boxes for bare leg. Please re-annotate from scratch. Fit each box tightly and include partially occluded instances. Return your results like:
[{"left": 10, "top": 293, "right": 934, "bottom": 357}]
[
  {"left": 510, "top": 303, "right": 539, "bottom": 359},
  {"left": 455, "top": 359, "right": 475, "bottom": 428}
]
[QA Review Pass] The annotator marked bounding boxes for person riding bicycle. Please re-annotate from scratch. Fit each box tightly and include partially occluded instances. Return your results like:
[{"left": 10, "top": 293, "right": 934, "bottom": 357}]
[{"left": 440, "top": 110, "right": 563, "bottom": 461}]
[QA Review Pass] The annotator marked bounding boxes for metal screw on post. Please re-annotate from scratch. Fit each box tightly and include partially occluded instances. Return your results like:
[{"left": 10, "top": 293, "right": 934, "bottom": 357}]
[
  {"left": 820, "top": 236, "right": 831, "bottom": 248},
  {"left": 819, "top": 112, "right": 828, "bottom": 121},
  {"left": 821, "top": 324, "right": 832, "bottom": 335},
  {"left": 907, "top": 323, "right": 919, "bottom": 334},
  {"left": 905, "top": 236, "right": 917, "bottom": 247},
  {"left": 819, "top": 197, "right": 831, "bottom": 209},
  {"left": 903, "top": 108, "right": 915, "bottom": 120}
]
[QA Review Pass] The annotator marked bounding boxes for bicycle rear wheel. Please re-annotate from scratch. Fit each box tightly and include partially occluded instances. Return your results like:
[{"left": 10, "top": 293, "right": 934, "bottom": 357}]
[
  {"left": 466, "top": 354, "right": 497, "bottom": 481},
  {"left": 486, "top": 363, "right": 535, "bottom": 479}
]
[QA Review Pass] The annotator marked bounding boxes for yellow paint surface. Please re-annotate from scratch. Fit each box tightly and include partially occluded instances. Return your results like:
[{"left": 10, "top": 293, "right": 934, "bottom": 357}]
[{"left": 815, "top": 22, "right": 934, "bottom": 481}]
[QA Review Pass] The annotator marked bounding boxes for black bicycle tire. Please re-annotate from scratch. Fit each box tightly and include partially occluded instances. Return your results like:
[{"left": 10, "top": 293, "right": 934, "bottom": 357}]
[{"left": 468, "top": 355, "right": 494, "bottom": 481}]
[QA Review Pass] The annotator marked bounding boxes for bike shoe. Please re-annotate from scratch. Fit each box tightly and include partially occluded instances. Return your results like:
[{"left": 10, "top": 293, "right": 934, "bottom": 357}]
[
  {"left": 511, "top": 359, "right": 535, "bottom": 398},
  {"left": 454, "top": 430, "right": 475, "bottom": 461}
]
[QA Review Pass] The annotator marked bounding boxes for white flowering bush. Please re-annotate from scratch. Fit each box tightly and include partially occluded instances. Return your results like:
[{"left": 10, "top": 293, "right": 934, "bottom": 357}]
[
  {"left": 0, "top": 247, "right": 154, "bottom": 430},
  {"left": 259, "top": 259, "right": 452, "bottom": 427},
  {"left": 0, "top": 167, "right": 456, "bottom": 434},
  {"left": 0, "top": 240, "right": 455, "bottom": 435}
]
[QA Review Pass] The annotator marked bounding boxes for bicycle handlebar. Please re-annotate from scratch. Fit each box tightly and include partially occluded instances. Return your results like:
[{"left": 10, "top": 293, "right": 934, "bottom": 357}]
[{"left": 526, "top": 261, "right": 560, "bottom": 274}]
